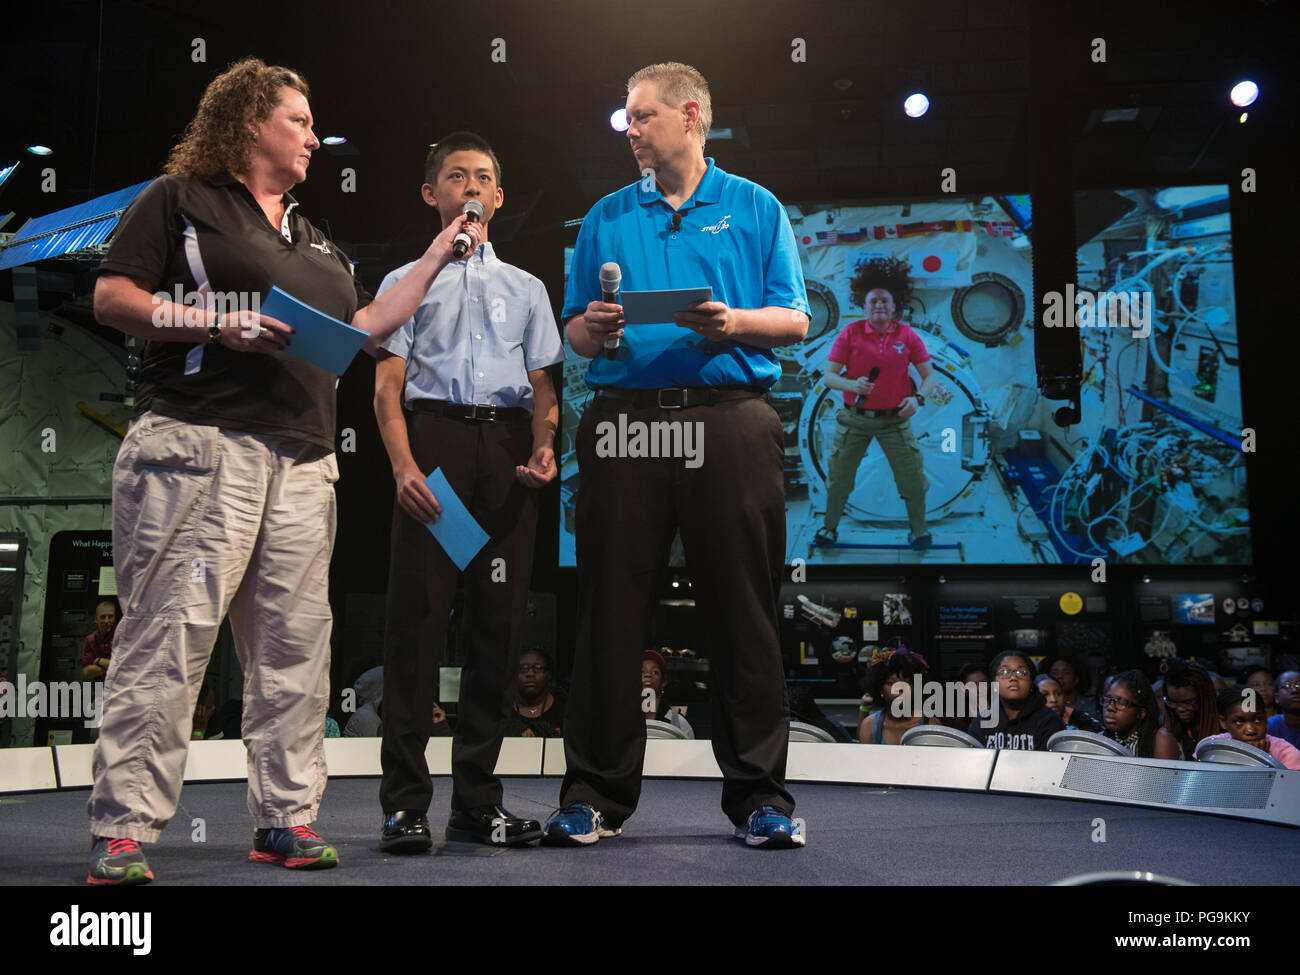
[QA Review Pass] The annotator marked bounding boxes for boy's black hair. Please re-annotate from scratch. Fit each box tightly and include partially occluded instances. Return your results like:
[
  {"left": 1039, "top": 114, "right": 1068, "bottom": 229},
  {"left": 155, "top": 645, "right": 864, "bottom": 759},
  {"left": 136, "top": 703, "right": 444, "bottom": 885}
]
[
  {"left": 958, "top": 661, "right": 988, "bottom": 682},
  {"left": 425, "top": 131, "right": 502, "bottom": 186}
]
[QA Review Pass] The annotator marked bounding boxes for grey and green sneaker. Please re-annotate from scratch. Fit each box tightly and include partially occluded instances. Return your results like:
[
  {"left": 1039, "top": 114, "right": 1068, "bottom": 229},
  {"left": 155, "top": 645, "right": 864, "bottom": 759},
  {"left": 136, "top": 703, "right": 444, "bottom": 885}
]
[
  {"left": 249, "top": 824, "right": 339, "bottom": 869},
  {"left": 87, "top": 836, "right": 154, "bottom": 885}
]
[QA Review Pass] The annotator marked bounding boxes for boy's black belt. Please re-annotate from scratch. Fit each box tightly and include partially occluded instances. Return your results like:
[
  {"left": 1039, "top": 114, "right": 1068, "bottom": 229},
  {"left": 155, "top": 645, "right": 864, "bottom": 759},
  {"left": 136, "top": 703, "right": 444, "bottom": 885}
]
[
  {"left": 408, "top": 399, "right": 529, "bottom": 422},
  {"left": 593, "top": 385, "right": 767, "bottom": 410}
]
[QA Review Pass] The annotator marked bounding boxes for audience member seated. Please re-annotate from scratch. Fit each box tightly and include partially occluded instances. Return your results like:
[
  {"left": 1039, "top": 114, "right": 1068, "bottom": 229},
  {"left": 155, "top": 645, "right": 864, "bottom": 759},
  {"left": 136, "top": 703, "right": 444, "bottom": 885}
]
[
  {"left": 1206, "top": 671, "right": 1227, "bottom": 693},
  {"left": 932, "top": 663, "right": 988, "bottom": 731},
  {"left": 1195, "top": 685, "right": 1300, "bottom": 769},
  {"left": 1268, "top": 670, "right": 1300, "bottom": 748},
  {"left": 81, "top": 600, "right": 118, "bottom": 681},
  {"left": 1160, "top": 659, "right": 1220, "bottom": 759},
  {"left": 190, "top": 682, "right": 224, "bottom": 741},
  {"left": 1098, "top": 670, "right": 1180, "bottom": 759},
  {"left": 967, "top": 651, "right": 1063, "bottom": 751},
  {"left": 1036, "top": 674, "right": 1100, "bottom": 733},
  {"left": 502, "top": 649, "right": 565, "bottom": 738},
  {"left": 430, "top": 701, "right": 453, "bottom": 738},
  {"left": 1044, "top": 654, "right": 1099, "bottom": 722},
  {"left": 789, "top": 686, "right": 852, "bottom": 742},
  {"left": 344, "top": 665, "right": 384, "bottom": 737},
  {"left": 640, "top": 649, "right": 694, "bottom": 738},
  {"left": 858, "top": 647, "right": 934, "bottom": 744},
  {"left": 1239, "top": 665, "right": 1281, "bottom": 719}
]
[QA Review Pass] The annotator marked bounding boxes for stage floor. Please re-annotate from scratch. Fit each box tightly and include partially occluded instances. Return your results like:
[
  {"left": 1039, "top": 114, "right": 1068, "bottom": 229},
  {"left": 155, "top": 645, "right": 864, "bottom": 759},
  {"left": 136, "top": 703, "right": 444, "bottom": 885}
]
[{"left": 5, "top": 777, "right": 1297, "bottom": 886}]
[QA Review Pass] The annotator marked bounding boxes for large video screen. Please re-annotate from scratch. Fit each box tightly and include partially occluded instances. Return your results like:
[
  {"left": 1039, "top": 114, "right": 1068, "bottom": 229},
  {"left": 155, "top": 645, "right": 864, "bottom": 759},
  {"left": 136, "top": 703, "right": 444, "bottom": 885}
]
[
  {"left": 1066, "top": 184, "right": 1249, "bottom": 564},
  {"left": 558, "top": 187, "right": 1246, "bottom": 566}
]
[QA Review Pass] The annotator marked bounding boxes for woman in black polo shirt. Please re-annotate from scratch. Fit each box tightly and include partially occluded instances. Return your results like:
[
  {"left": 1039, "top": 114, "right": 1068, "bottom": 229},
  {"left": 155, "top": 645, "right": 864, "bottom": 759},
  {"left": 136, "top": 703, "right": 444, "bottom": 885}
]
[{"left": 85, "top": 57, "right": 480, "bottom": 885}]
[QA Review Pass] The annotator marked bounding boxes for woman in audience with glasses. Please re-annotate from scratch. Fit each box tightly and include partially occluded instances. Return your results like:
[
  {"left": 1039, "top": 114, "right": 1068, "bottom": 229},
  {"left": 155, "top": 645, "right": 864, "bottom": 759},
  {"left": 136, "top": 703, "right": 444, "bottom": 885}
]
[
  {"left": 1160, "top": 660, "right": 1219, "bottom": 759},
  {"left": 1197, "top": 685, "right": 1300, "bottom": 769},
  {"left": 1099, "top": 670, "right": 1180, "bottom": 759},
  {"left": 1268, "top": 670, "right": 1300, "bottom": 748},
  {"left": 968, "top": 651, "right": 1063, "bottom": 751},
  {"left": 858, "top": 647, "right": 934, "bottom": 745},
  {"left": 1035, "top": 674, "right": 1100, "bottom": 733}
]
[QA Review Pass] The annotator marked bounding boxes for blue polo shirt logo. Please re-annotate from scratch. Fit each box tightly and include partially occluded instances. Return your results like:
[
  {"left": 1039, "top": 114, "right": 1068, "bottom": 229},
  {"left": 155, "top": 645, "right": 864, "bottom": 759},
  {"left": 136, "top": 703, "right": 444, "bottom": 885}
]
[{"left": 700, "top": 214, "right": 732, "bottom": 235}]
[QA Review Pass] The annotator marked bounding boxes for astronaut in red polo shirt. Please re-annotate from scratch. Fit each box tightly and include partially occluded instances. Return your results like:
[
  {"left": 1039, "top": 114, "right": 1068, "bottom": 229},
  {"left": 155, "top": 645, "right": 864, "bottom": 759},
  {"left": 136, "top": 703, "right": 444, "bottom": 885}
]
[{"left": 814, "top": 256, "right": 937, "bottom": 550}]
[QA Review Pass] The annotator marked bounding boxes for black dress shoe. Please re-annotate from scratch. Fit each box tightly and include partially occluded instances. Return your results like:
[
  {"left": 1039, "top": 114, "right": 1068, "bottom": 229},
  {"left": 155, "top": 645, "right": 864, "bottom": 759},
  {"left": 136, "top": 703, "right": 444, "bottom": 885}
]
[
  {"left": 446, "top": 805, "right": 543, "bottom": 847},
  {"left": 380, "top": 810, "right": 432, "bottom": 853}
]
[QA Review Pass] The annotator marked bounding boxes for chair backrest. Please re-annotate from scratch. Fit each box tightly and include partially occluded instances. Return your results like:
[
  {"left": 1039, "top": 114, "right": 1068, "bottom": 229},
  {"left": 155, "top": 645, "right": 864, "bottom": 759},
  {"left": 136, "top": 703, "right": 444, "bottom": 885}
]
[
  {"left": 788, "top": 721, "right": 836, "bottom": 743},
  {"left": 645, "top": 719, "right": 688, "bottom": 740},
  {"left": 1195, "top": 736, "right": 1286, "bottom": 769},
  {"left": 1047, "top": 729, "right": 1133, "bottom": 757},
  {"left": 900, "top": 725, "right": 982, "bottom": 748}
]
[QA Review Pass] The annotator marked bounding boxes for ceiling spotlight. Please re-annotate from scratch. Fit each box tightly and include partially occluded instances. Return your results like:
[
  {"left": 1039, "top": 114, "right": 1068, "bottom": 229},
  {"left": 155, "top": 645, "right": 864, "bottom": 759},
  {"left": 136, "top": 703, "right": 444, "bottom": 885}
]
[
  {"left": 903, "top": 93, "right": 930, "bottom": 118},
  {"left": 1229, "top": 80, "right": 1258, "bottom": 108},
  {"left": 322, "top": 136, "right": 347, "bottom": 146},
  {"left": 610, "top": 108, "right": 629, "bottom": 132},
  {"left": 26, "top": 145, "right": 53, "bottom": 156},
  {"left": 1239, "top": 112, "right": 1248, "bottom": 123}
]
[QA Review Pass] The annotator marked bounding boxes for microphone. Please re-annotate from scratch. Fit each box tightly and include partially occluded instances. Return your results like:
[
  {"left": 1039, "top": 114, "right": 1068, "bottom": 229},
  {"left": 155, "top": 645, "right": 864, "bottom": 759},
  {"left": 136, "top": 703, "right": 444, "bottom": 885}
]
[
  {"left": 854, "top": 366, "right": 881, "bottom": 408},
  {"left": 600, "top": 262, "right": 622, "bottom": 360},
  {"left": 451, "top": 200, "right": 485, "bottom": 259},
  {"left": 670, "top": 212, "right": 682, "bottom": 232}
]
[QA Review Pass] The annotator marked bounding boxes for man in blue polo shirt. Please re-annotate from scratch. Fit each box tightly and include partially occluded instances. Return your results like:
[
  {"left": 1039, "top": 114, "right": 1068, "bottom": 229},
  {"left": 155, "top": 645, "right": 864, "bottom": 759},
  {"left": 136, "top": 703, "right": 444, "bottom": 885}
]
[{"left": 544, "top": 62, "right": 810, "bottom": 849}]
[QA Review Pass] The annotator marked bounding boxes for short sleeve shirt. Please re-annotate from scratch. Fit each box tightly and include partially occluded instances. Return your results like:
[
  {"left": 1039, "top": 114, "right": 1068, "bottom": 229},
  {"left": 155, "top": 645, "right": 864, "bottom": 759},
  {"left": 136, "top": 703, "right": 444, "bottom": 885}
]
[
  {"left": 561, "top": 157, "right": 808, "bottom": 389},
  {"left": 829, "top": 319, "right": 931, "bottom": 409},
  {"left": 377, "top": 242, "right": 564, "bottom": 410},
  {"left": 98, "top": 172, "right": 372, "bottom": 450}
]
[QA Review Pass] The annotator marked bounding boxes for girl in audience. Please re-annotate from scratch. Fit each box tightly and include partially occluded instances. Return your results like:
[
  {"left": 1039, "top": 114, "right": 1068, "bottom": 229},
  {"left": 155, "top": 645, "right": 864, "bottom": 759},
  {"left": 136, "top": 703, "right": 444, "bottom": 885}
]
[
  {"left": 1160, "top": 660, "right": 1219, "bottom": 759},
  {"left": 1239, "top": 666, "right": 1282, "bottom": 720},
  {"left": 858, "top": 647, "right": 934, "bottom": 745},
  {"left": 1035, "top": 674, "right": 1100, "bottom": 733},
  {"left": 1196, "top": 686, "right": 1300, "bottom": 769},
  {"left": 1044, "top": 654, "right": 1099, "bottom": 722},
  {"left": 967, "top": 651, "right": 1063, "bottom": 751},
  {"left": 1099, "top": 670, "right": 1181, "bottom": 759}
]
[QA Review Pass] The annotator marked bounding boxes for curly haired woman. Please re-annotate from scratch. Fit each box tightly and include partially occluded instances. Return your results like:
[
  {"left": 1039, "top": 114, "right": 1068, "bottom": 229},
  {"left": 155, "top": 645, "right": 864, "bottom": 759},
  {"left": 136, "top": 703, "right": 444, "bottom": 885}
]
[{"left": 815, "top": 255, "right": 938, "bottom": 550}]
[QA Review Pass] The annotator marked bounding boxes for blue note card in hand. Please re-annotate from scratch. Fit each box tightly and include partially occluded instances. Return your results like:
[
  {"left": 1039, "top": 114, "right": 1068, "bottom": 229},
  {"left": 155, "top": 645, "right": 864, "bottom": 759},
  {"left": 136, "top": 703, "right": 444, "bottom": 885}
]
[
  {"left": 258, "top": 286, "right": 369, "bottom": 376},
  {"left": 424, "top": 467, "right": 489, "bottom": 571}
]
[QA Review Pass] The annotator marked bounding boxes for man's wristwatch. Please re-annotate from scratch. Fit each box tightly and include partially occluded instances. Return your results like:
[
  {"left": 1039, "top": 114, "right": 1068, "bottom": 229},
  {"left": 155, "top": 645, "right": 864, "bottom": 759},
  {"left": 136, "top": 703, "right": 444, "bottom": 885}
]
[
  {"left": 914, "top": 394, "right": 926, "bottom": 407},
  {"left": 208, "top": 312, "right": 223, "bottom": 345}
]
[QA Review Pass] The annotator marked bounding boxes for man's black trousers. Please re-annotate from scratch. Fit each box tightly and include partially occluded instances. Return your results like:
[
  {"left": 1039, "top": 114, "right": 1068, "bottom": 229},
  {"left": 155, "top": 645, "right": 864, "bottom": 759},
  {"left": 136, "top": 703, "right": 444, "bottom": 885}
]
[{"left": 560, "top": 394, "right": 795, "bottom": 828}]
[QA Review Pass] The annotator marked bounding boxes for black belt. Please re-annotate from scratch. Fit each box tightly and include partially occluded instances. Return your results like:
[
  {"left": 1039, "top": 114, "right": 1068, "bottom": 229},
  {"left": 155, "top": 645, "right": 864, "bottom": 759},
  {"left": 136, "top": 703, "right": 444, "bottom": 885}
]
[
  {"left": 593, "top": 385, "right": 767, "bottom": 410},
  {"left": 407, "top": 399, "right": 529, "bottom": 422},
  {"left": 850, "top": 404, "right": 903, "bottom": 417}
]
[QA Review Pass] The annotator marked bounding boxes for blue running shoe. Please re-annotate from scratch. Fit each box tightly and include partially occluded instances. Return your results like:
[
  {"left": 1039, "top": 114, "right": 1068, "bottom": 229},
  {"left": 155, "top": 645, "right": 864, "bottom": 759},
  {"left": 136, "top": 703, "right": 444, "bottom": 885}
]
[
  {"left": 542, "top": 802, "right": 620, "bottom": 846},
  {"left": 250, "top": 824, "right": 339, "bottom": 869},
  {"left": 735, "top": 806, "right": 805, "bottom": 849}
]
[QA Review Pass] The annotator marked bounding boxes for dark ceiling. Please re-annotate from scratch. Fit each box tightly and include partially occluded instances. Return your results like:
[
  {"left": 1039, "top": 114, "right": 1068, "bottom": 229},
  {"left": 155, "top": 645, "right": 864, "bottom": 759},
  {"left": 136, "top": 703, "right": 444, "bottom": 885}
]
[{"left": 1, "top": 0, "right": 1292, "bottom": 280}]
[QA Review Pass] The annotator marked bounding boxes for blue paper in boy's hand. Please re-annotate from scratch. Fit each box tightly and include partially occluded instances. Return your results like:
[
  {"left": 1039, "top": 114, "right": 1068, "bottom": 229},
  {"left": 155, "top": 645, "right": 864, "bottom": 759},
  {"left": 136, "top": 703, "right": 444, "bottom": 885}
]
[{"left": 424, "top": 467, "right": 489, "bottom": 571}]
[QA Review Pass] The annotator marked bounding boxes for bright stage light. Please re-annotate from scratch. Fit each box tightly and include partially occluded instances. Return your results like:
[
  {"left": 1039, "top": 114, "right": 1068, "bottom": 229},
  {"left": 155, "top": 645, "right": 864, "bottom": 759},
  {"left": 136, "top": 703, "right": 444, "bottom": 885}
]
[
  {"left": 903, "top": 93, "right": 930, "bottom": 118},
  {"left": 322, "top": 136, "right": 347, "bottom": 146},
  {"left": 610, "top": 108, "right": 629, "bottom": 132},
  {"left": 27, "top": 145, "right": 53, "bottom": 156},
  {"left": 1229, "top": 81, "right": 1258, "bottom": 108}
]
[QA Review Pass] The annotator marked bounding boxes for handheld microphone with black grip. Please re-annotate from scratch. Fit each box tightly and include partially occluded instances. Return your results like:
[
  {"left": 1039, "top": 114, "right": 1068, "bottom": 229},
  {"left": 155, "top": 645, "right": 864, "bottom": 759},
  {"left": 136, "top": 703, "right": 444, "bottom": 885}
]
[
  {"left": 854, "top": 366, "right": 881, "bottom": 407},
  {"left": 600, "top": 262, "right": 622, "bottom": 360},
  {"left": 451, "top": 200, "right": 485, "bottom": 259}
]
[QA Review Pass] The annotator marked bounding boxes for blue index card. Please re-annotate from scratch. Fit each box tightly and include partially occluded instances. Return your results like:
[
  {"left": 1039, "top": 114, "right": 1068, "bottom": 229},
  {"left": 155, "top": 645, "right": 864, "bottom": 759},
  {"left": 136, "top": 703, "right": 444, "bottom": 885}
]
[
  {"left": 258, "top": 286, "right": 369, "bottom": 376},
  {"left": 424, "top": 467, "right": 489, "bottom": 571},
  {"left": 620, "top": 286, "right": 713, "bottom": 325}
]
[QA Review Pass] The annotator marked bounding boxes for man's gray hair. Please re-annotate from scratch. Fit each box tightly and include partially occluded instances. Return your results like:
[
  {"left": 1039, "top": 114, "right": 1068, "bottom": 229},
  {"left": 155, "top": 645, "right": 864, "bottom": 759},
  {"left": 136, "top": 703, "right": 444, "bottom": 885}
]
[{"left": 627, "top": 62, "right": 712, "bottom": 146}]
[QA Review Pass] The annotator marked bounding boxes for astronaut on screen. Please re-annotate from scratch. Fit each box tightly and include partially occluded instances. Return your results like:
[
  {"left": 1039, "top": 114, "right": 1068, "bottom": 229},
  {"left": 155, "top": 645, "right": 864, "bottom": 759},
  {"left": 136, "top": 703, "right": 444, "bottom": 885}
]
[{"left": 814, "top": 256, "right": 938, "bottom": 550}]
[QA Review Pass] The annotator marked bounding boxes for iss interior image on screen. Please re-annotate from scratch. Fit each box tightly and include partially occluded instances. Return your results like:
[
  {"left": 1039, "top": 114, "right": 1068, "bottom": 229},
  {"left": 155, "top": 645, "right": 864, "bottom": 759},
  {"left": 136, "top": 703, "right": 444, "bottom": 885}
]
[{"left": 558, "top": 187, "right": 1246, "bottom": 568}]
